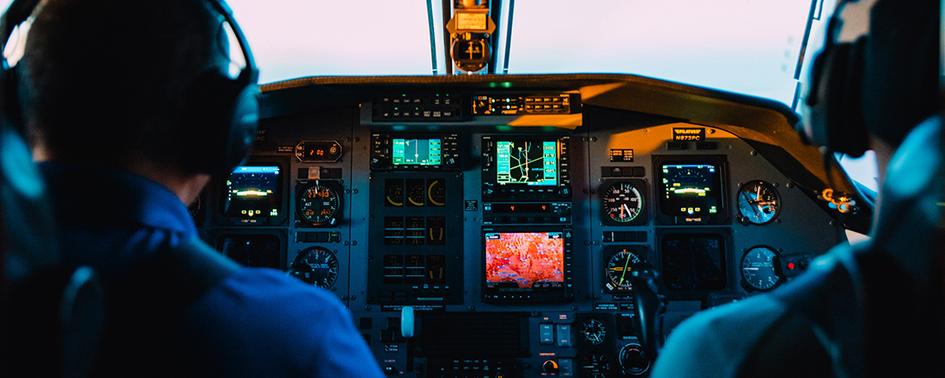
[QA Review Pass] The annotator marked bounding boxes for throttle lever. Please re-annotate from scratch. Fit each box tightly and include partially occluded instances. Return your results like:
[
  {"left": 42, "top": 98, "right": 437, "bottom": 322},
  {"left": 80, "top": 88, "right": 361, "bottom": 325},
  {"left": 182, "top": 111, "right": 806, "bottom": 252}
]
[{"left": 629, "top": 264, "right": 668, "bottom": 360}]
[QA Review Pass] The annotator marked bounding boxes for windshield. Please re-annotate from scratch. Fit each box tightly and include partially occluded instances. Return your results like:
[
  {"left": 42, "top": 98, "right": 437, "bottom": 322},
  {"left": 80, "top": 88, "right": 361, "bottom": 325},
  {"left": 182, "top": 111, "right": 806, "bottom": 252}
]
[
  {"left": 224, "top": 1, "right": 834, "bottom": 107},
  {"left": 227, "top": 0, "right": 433, "bottom": 80},
  {"left": 1, "top": 0, "right": 875, "bottom": 191},
  {"left": 512, "top": 1, "right": 820, "bottom": 105}
]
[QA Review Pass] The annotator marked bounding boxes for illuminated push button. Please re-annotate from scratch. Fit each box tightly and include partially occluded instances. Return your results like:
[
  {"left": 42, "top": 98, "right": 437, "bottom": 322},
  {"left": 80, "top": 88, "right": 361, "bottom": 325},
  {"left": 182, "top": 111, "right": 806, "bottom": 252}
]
[
  {"left": 556, "top": 324, "right": 572, "bottom": 347},
  {"left": 539, "top": 323, "right": 554, "bottom": 345},
  {"left": 558, "top": 358, "right": 574, "bottom": 376}
]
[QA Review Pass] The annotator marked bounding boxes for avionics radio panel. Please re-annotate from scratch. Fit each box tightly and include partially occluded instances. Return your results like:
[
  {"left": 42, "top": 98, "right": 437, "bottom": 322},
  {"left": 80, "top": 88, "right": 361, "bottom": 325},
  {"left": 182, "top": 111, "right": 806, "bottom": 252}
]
[
  {"left": 370, "top": 133, "right": 460, "bottom": 171},
  {"left": 481, "top": 135, "right": 572, "bottom": 201}
]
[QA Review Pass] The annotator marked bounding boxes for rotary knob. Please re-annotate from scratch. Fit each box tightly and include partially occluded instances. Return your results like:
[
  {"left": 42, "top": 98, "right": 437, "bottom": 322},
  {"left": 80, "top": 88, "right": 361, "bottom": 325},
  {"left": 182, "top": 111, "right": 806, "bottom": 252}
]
[
  {"left": 541, "top": 359, "right": 559, "bottom": 375},
  {"left": 618, "top": 343, "right": 649, "bottom": 376}
]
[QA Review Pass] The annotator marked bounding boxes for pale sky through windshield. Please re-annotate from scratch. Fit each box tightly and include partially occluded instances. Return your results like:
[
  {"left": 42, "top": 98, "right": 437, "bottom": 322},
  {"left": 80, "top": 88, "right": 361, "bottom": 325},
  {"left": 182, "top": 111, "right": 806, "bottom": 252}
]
[{"left": 512, "top": 0, "right": 822, "bottom": 105}]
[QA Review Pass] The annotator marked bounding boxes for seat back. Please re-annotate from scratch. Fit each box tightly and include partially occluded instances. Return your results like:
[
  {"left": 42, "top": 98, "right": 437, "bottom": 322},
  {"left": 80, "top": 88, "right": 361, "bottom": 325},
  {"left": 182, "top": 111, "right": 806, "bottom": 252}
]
[{"left": 0, "top": 125, "right": 104, "bottom": 377}]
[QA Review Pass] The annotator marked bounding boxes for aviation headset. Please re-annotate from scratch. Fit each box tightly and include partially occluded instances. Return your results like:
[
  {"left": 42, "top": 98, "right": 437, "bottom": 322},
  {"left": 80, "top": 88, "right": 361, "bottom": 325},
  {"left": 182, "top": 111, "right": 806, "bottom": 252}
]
[
  {"left": 802, "top": 0, "right": 940, "bottom": 157},
  {"left": 0, "top": 0, "right": 260, "bottom": 175},
  {"left": 801, "top": 0, "right": 872, "bottom": 157}
]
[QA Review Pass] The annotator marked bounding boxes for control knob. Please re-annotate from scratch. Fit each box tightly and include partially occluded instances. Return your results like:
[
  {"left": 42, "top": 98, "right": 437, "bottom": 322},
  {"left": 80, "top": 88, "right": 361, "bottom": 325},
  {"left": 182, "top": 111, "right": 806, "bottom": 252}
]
[
  {"left": 618, "top": 343, "right": 649, "bottom": 376},
  {"left": 541, "top": 359, "right": 559, "bottom": 375}
]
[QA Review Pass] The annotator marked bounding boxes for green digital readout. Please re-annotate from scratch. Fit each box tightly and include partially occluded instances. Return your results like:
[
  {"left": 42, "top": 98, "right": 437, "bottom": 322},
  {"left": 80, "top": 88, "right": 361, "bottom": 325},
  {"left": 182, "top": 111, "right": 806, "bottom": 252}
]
[{"left": 392, "top": 138, "right": 442, "bottom": 166}]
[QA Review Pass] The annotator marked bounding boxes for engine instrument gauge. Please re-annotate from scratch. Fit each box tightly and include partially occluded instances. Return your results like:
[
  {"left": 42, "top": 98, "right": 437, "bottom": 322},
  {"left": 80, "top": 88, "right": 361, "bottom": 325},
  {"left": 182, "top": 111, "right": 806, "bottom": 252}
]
[
  {"left": 406, "top": 179, "right": 426, "bottom": 207},
  {"left": 604, "top": 248, "right": 644, "bottom": 294},
  {"left": 290, "top": 247, "right": 339, "bottom": 289},
  {"left": 581, "top": 318, "right": 607, "bottom": 345},
  {"left": 297, "top": 181, "right": 342, "bottom": 227},
  {"left": 384, "top": 179, "right": 404, "bottom": 207},
  {"left": 601, "top": 181, "right": 645, "bottom": 224},
  {"left": 427, "top": 178, "right": 446, "bottom": 207},
  {"left": 740, "top": 246, "right": 782, "bottom": 291},
  {"left": 737, "top": 180, "right": 781, "bottom": 225}
]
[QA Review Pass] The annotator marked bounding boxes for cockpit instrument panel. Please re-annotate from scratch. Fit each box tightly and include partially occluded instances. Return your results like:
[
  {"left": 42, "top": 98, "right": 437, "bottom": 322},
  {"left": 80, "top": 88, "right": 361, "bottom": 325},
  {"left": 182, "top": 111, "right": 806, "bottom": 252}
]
[{"left": 199, "top": 83, "right": 854, "bottom": 378}]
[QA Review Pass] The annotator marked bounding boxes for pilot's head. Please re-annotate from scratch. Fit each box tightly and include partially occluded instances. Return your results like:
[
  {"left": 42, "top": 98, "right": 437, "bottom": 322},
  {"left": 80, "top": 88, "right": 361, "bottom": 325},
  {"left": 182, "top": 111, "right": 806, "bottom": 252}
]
[
  {"left": 20, "top": 0, "right": 231, "bottom": 175},
  {"left": 802, "top": 0, "right": 939, "bottom": 162}
]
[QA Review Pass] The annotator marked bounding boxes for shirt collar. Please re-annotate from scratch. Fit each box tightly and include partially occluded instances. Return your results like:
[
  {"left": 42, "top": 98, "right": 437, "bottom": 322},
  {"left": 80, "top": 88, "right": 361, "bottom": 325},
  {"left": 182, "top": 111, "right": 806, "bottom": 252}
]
[{"left": 40, "top": 162, "right": 197, "bottom": 236}]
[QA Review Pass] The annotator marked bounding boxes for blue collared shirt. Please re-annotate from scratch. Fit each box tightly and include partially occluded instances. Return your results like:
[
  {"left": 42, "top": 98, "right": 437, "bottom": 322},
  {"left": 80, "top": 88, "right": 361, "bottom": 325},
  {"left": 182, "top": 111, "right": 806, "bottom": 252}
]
[{"left": 41, "top": 162, "right": 382, "bottom": 377}]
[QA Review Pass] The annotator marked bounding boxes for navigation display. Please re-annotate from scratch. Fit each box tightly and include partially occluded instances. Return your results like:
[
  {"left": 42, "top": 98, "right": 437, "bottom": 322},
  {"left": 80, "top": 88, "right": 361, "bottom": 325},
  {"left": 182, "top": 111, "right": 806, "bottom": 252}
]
[
  {"left": 495, "top": 140, "right": 558, "bottom": 186},
  {"left": 217, "top": 235, "right": 282, "bottom": 268},
  {"left": 659, "top": 163, "right": 723, "bottom": 216},
  {"left": 661, "top": 233, "right": 727, "bottom": 291},
  {"left": 392, "top": 138, "right": 442, "bottom": 166},
  {"left": 223, "top": 165, "right": 282, "bottom": 219},
  {"left": 485, "top": 232, "right": 565, "bottom": 289}
]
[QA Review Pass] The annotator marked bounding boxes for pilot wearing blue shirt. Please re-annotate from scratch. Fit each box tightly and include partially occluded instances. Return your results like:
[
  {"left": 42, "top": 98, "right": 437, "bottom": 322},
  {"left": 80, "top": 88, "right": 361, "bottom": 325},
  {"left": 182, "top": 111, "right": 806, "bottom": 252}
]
[
  {"left": 652, "top": 0, "right": 943, "bottom": 376},
  {"left": 14, "top": 0, "right": 383, "bottom": 376}
]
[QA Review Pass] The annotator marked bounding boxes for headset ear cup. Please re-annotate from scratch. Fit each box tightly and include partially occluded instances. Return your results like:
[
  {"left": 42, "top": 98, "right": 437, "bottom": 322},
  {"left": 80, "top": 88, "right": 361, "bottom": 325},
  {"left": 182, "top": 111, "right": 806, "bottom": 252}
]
[
  {"left": 181, "top": 72, "right": 258, "bottom": 175},
  {"left": 802, "top": 48, "right": 834, "bottom": 148},
  {"left": 825, "top": 40, "right": 870, "bottom": 157},
  {"left": 224, "top": 82, "right": 259, "bottom": 171},
  {"left": 802, "top": 40, "right": 871, "bottom": 157}
]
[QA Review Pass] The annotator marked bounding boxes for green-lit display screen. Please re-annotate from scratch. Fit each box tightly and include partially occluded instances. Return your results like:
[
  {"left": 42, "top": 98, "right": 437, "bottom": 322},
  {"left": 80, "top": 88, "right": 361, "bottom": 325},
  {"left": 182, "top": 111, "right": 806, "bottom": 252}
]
[
  {"left": 392, "top": 138, "right": 442, "bottom": 166},
  {"left": 495, "top": 140, "right": 558, "bottom": 186}
]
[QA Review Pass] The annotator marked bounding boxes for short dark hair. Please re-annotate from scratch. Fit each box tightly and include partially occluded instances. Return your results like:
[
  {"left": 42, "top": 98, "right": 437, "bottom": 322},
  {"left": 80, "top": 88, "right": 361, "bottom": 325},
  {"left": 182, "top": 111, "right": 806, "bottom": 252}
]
[{"left": 21, "top": 0, "right": 225, "bottom": 170}]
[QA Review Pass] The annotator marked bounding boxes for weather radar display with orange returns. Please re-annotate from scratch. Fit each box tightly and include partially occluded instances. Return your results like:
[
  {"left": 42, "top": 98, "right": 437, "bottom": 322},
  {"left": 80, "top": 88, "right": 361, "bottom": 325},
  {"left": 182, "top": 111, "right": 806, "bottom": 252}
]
[{"left": 485, "top": 232, "right": 565, "bottom": 288}]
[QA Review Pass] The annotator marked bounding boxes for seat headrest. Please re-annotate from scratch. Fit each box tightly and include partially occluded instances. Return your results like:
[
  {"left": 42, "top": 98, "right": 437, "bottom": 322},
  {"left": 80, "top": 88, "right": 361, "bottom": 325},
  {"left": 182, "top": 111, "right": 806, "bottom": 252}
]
[{"left": 1, "top": 126, "right": 58, "bottom": 282}]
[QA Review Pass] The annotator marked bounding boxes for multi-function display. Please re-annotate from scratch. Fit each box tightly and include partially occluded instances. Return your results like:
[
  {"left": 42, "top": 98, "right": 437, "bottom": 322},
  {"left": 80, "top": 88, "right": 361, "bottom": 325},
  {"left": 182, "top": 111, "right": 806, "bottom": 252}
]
[
  {"left": 494, "top": 140, "right": 558, "bottom": 186},
  {"left": 483, "top": 229, "right": 573, "bottom": 303},
  {"left": 392, "top": 138, "right": 442, "bottom": 166},
  {"left": 223, "top": 165, "right": 283, "bottom": 220}
]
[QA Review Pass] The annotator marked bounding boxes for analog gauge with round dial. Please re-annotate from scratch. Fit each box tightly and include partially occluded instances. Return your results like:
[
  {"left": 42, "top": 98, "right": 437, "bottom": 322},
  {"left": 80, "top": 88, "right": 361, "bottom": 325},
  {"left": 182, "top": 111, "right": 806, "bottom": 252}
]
[
  {"left": 737, "top": 180, "right": 781, "bottom": 225},
  {"left": 580, "top": 354, "right": 611, "bottom": 378},
  {"left": 289, "top": 247, "right": 339, "bottom": 289},
  {"left": 740, "top": 246, "right": 782, "bottom": 291},
  {"left": 605, "top": 248, "right": 643, "bottom": 294},
  {"left": 297, "top": 181, "right": 341, "bottom": 226},
  {"left": 602, "top": 181, "right": 645, "bottom": 224},
  {"left": 581, "top": 318, "right": 607, "bottom": 345}
]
